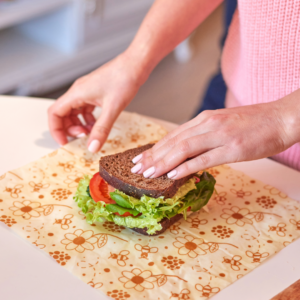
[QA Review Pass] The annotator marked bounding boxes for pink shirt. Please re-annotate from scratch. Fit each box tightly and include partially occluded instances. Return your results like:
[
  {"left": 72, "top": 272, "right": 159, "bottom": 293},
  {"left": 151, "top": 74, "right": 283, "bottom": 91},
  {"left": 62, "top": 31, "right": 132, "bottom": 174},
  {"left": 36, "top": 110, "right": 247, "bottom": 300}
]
[{"left": 221, "top": 1, "right": 300, "bottom": 171}]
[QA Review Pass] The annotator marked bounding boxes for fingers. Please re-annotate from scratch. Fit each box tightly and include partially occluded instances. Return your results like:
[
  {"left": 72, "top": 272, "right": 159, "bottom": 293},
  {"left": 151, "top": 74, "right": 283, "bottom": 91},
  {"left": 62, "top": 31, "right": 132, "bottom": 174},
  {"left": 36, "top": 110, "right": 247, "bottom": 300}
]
[
  {"left": 87, "top": 102, "right": 123, "bottom": 153},
  {"left": 150, "top": 110, "right": 214, "bottom": 152},
  {"left": 131, "top": 110, "right": 214, "bottom": 166},
  {"left": 48, "top": 92, "right": 94, "bottom": 145},
  {"left": 55, "top": 108, "right": 88, "bottom": 140},
  {"left": 132, "top": 122, "right": 213, "bottom": 175},
  {"left": 48, "top": 112, "right": 68, "bottom": 145},
  {"left": 166, "top": 147, "right": 230, "bottom": 179},
  {"left": 82, "top": 105, "right": 96, "bottom": 131},
  {"left": 134, "top": 133, "right": 221, "bottom": 179},
  {"left": 66, "top": 111, "right": 88, "bottom": 137},
  {"left": 149, "top": 116, "right": 204, "bottom": 154},
  {"left": 67, "top": 105, "right": 96, "bottom": 136},
  {"left": 48, "top": 92, "right": 85, "bottom": 144}
]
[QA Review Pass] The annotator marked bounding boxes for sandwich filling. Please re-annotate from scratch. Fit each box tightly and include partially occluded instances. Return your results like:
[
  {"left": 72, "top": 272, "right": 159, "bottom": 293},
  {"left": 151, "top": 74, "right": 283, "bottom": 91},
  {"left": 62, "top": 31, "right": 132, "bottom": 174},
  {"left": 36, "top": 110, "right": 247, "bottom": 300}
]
[{"left": 74, "top": 172, "right": 215, "bottom": 235}]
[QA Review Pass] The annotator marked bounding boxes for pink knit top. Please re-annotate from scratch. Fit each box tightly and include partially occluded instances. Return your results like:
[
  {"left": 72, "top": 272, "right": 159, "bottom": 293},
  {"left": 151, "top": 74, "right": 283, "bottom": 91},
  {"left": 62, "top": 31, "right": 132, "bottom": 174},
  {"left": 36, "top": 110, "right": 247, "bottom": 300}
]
[{"left": 221, "top": 1, "right": 300, "bottom": 171}]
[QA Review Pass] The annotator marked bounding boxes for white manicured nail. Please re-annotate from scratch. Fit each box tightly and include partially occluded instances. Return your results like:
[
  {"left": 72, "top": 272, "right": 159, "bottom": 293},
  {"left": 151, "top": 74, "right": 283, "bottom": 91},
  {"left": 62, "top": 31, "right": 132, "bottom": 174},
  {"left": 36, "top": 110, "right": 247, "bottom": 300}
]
[
  {"left": 132, "top": 154, "right": 143, "bottom": 164},
  {"left": 143, "top": 166, "right": 155, "bottom": 178},
  {"left": 167, "top": 170, "right": 177, "bottom": 179},
  {"left": 76, "top": 133, "right": 87, "bottom": 138},
  {"left": 88, "top": 140, "right": 100, "bottom": 153},
  {"left": 131, "top": 163, "right": 142, "bottom": 174}
]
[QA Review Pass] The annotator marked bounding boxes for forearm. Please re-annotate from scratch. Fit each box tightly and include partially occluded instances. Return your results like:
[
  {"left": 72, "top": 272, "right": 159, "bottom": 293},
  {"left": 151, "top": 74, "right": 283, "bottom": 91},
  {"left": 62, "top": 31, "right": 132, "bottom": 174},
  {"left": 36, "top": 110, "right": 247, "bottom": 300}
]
[{"left": 124, "top": 0, "right": 223, "bottom": 84}]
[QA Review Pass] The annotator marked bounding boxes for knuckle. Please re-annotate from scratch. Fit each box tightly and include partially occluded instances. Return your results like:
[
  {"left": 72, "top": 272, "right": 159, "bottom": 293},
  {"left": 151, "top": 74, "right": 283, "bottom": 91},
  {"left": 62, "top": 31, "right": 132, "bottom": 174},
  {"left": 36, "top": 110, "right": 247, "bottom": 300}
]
[
  {"left": 73, "top": 76, "right": 86, "bottom": 86},
  {"left": 208, "top": 114, "right": 225, "bottom": 124},
  {"left": 142, "top": 150, "right": 152, "bottom": 159},
  {"left": 179, "top": 162, "right": 191, "bottom": 175},
  {"left": 198, "top": 109, "right": 212, "bottom": 119},
  {"left": 144, "top": 155, "right": 154, "bottom": 166},
  {"left": 157, "top": 158, "right": 168, "bottom": 170},
  {"left": 195, "top": 153, "right": 211, "bottom": 168},
  {"left": 93, "top": 125, "right": 110, "bottom": 137},
  {"left": 168, "top": 136, "right": 179, "bottom": 149},
  {"left": 231, "top": 136, "right": 244, "bottom": 150},
  {"left": 160, "top": 135, "right": 172, "bottom": 146},
  {"left": 111, "top": 99, "right": 126, "bottom": 111},
  {"left": 178, "top": 140, "right": 190, "bottom": 154},
  {"left": 227, "top": 145, "right": 242, "bottom": 163},
  {"left": 140, "top": 156, "right": 155, "bottom": 171},
  {"left": 229, "top": 137, "right": 248, "bottom": 162}
]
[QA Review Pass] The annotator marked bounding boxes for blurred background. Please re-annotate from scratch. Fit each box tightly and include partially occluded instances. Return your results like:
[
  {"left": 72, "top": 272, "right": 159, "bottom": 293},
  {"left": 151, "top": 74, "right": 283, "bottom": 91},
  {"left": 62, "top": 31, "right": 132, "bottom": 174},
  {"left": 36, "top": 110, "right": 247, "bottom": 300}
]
[{"left": 0, "top": 0, "right": 223, "bottom": 124}]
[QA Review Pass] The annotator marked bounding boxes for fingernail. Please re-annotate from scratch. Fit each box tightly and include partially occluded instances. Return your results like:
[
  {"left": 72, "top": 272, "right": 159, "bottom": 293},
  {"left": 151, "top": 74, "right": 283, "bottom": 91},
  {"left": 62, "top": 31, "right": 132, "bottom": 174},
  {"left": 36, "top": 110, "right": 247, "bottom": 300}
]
[
  {"left": 132, "top": 154, "right": 143, "bottom": 164},
  {"left": 88, "top": 140, "right": 100, "bottom": 153},
  {"left": 131, "top": 163, "right": 142, "bottom": 174},
  {"left": 143, "top": 166, "right": 155, "bottom": 178},
  {"left": 167, "top": 169, "right": 177, "bottom": 179},
  {"left": 76, "top": 133, "right": 87, "bottom": 138}
]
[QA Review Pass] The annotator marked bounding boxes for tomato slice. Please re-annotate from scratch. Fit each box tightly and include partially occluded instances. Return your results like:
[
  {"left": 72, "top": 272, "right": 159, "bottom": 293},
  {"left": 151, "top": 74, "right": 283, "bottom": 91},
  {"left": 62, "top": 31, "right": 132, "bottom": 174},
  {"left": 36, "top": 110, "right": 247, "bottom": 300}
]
[
  {"left": 89, "top": 173, "right": 141, "bottom": 217},
  {"left": 114, "top": 212, "right": 133, "bottom": 217},
  {"left": 89, "top": 173, "right": 116, "bottom": 204},
  {"left": 115, "top": 212, "right": 142, "bottom": 218}
]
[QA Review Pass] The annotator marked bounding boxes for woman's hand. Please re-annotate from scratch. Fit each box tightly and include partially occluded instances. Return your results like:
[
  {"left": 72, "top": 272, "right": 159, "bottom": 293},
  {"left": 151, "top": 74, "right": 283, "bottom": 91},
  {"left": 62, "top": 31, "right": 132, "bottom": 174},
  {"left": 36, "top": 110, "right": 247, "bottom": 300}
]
[
  {"left": 131, "top": 100, "right": 295, "bottom": 179},
  {"left": 48, "top": 53, "right": 144, "bottom": 153}
]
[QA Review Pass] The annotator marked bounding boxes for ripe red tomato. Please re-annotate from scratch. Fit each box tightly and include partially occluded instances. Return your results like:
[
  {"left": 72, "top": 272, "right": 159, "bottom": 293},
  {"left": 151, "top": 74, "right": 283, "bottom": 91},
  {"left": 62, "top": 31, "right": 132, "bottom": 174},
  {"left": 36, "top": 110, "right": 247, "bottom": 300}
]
[
  {"left": 89, "top": 173, "right": 140, "bottom": 217},
  {"left": 89, "top": 173, "right": 116, "bottom": 204}
]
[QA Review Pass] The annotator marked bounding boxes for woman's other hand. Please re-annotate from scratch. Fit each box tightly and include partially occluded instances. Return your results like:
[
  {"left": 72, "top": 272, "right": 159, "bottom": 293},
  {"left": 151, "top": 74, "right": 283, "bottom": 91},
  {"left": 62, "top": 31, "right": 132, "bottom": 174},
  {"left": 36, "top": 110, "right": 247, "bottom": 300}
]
[
  {"left": 48, "top": 0, "right": 223, "bottom": 153},
  {"left": 48, "top": 53, "right": 143, "bottom": 153}
]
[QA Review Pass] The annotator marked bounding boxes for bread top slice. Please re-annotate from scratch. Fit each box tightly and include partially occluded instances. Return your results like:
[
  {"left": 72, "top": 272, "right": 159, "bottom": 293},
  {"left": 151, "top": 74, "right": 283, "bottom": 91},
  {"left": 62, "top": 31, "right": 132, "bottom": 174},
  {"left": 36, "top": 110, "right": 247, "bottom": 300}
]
[{"left": 99, "top": 144, "right": 193, "bottom": 199}]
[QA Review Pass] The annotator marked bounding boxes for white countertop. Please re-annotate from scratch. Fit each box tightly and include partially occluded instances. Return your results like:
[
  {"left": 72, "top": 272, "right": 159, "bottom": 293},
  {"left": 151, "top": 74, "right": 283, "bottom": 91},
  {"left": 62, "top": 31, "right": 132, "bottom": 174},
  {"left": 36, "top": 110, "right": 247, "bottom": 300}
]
[{"left": 1, "top": 95, "right": 300, "bottom": 300}]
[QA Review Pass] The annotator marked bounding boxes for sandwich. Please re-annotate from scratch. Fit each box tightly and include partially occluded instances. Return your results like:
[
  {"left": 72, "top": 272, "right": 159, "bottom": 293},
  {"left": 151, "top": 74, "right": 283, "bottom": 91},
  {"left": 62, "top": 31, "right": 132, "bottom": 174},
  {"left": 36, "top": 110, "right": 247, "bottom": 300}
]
[{"left": 74, "top": 144, "right": 216, "bottom": 235}]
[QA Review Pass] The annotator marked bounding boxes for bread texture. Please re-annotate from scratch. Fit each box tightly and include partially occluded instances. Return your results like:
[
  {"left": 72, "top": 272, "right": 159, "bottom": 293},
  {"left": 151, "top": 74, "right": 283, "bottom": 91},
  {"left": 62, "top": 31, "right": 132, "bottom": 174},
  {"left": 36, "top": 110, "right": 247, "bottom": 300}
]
[
  {"left": 99, "top": 144, "right": 193, "bottom": 199},
  {"left": 131, "top": 213, "right": 183, "bottom": 236}
]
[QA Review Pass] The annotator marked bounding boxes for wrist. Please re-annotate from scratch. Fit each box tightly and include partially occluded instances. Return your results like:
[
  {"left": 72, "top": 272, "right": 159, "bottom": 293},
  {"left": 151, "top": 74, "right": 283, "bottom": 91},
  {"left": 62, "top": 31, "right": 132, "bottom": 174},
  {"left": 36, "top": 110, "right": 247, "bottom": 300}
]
[
  {"left": 121, "top": 42, "right": 158, "bottom": 87},
  {"left": 277, "top": 89, "right": 300, "bottom": 146}
]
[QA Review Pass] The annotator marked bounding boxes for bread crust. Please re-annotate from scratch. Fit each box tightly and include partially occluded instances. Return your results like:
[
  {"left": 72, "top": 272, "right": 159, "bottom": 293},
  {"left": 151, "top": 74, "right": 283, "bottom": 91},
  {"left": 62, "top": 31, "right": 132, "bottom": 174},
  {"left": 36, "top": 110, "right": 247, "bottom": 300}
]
[{"left": 99, "top": 144, "right": 193, "bottom": 199}]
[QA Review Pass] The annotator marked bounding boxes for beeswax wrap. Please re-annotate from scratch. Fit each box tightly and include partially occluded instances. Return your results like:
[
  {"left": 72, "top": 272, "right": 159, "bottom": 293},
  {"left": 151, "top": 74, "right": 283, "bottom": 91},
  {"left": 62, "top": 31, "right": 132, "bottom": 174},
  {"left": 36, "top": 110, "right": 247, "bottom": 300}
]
[{"left": 1, "top": 111, "right": 300, "bottom": 300}]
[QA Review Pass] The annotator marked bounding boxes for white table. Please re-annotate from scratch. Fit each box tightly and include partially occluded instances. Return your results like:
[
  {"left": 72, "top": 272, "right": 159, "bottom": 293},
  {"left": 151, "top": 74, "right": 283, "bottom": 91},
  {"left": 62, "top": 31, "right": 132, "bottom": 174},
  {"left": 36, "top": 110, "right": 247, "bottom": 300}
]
[{"left": 1, "top": 95, "right": 300, "bottom": 300}]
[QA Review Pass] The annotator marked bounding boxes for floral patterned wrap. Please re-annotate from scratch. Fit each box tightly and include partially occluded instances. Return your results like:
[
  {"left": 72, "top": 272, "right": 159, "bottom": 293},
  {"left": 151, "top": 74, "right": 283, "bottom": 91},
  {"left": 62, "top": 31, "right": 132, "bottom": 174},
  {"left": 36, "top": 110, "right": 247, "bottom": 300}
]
[{"left": 0, "top": 111, "right": 300, "bottom": 300}]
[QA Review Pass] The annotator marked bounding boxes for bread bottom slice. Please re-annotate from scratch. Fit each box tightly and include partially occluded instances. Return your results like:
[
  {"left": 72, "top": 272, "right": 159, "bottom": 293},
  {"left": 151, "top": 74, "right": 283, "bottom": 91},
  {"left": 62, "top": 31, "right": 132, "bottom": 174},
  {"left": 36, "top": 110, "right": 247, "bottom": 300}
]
[{"left": 130, "top": 213, "right": 183, "bottom": 236}]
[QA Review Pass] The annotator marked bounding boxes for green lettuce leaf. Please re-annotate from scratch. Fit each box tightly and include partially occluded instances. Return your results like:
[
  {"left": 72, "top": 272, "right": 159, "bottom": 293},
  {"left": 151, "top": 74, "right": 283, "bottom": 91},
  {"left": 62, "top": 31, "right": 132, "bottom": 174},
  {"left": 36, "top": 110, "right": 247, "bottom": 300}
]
[
  {"left": 111, "top": 178, "right": 197, "bottom": 219},
  {"left": 105, "top": 204, "right": 140, "bottom": 216},
  {"left": 110, "top": 214, "right": 162, "bottom": 235},
  {"left": 74, "top": 172, "right": 215, "bottom": 235},
  {"left": 177, "top": 172, "right": 216, "bottom": 215},
  {"left": 109, "top": 192, "right": 132, "bottom": 208}
]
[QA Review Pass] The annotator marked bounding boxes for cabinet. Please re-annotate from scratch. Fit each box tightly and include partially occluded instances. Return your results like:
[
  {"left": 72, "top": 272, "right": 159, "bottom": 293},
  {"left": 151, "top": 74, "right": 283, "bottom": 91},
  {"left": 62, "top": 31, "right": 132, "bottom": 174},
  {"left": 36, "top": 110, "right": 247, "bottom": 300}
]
[{"left": 0, "top": 0, "right": 153, "bottom": 95}]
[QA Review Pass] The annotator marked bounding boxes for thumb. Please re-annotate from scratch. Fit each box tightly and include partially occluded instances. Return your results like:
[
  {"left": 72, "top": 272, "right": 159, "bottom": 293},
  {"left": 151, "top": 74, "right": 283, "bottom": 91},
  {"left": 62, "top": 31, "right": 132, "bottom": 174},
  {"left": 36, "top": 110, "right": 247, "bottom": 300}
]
[{"left": 87, "top": 104, "right": 121, "bottom": 153}]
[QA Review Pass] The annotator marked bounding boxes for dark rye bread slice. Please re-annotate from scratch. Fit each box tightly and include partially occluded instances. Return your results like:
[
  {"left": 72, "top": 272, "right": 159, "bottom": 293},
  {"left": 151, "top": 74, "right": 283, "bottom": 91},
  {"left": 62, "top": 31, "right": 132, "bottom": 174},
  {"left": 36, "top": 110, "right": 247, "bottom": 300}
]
[
  {"left": 131, "top": 213, "right": 183, "bottom": 236},
  {"left": 99, "top": 143, "right": 193, "bottom": 199}
]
